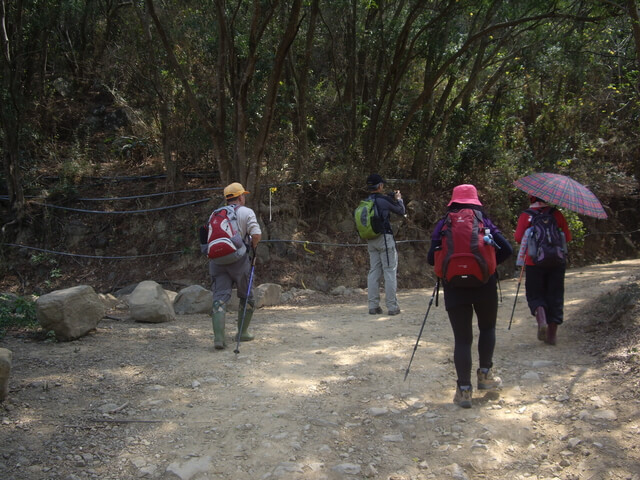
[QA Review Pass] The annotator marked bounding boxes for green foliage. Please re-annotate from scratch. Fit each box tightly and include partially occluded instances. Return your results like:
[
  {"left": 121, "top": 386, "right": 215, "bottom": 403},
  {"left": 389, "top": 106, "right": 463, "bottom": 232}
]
[
  {"left": 45, "top": 330, "right": 58, "bottom": 343},
  {"left": 29, "top": 253, "right": 58, "bottom": 267},
  {"left": 29, "top": 254, "right": 63, "bottom": 289},
  {"left": 1, "top": 0, "right": 637, "bottom": 256},
  {"left": 0, "top": 294, "right": 38, "bottom": 338},
  {"left": 563, "top": 210, "right": 587, "bottom": 249}
]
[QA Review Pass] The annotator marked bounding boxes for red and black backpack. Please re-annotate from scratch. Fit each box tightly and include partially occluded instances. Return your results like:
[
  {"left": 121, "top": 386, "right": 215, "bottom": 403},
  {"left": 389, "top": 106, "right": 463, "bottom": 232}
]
[
  {"left": 434, "top": 208, "right": 497, "bottom": 287},
  {"left": 205, "top": 205, "right": 247, "bottom": 264}
]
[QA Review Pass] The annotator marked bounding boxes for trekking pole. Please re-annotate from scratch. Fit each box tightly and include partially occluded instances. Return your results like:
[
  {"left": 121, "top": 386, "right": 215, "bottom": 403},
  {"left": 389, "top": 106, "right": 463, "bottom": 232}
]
[
  {"left": 509, "top": 236, "right": 529, "bottom": 330},
  {"left": 404, "top": 279, "right": 440, "bottom": 381},
  {"left": 234, "top": 246, "right": 257, "bottom": 354},
  {"left": 508, "top": 264, "right": 525, "bottom": 330}
]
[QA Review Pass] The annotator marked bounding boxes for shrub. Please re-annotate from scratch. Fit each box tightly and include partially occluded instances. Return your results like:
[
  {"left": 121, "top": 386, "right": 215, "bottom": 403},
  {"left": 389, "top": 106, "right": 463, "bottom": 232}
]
[{"left": 0, "top": 294, "right": 39, "bottom": 338}]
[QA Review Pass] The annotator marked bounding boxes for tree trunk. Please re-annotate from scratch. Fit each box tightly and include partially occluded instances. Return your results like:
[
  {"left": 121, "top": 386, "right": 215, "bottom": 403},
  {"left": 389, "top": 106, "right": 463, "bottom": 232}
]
[
  {"left": 291, "top": 0, "right": 319, "bottom": 179},
  {"left": 625, "top": 0, "right": 640, "bottom": 188},
  {"left": 2, "top": 131, "right": 26, "bottom": 226},
  {"left": 159, "top": 101, "right": 179, "bottom": 188},
  {"left": 247, "top": 0, "right": 302, "bottom": 193},
  {"left": 145, "top": 0, "right": 226, "bottom": 180},
  {"left": 0, "top": 0, "right": 26, "bottom": 225}
]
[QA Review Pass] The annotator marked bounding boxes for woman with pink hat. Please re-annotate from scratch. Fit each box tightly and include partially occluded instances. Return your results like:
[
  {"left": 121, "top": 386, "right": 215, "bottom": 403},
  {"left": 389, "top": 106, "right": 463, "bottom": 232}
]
[{"left": 427, "top": 184, "right": 513, "bottom": 408}]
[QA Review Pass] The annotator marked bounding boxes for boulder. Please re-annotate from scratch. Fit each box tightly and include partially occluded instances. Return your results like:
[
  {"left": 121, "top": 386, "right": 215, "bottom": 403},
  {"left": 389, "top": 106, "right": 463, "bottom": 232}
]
[
  {"left": 127, "top": 281, "right": 176, "bottom": 323},
  {"left": 255, "top": 283, "right": 283, "bottom": 308},
  {"left": 312, "top": 275, "right": 330, "bottom": 293},
  {"left": 98, "top": 293, "right": 119, "bottom": 310},
  {"left": 173, "top": 285, "right": 213, "bottom": 315},
  {"left": 164, "top": 289, "right": 178, "bottom": 304},
  {"left": 36, "top": 285, "right": 105, "bottom": 341},
  {"left": 0, "top": 348, "right": 12, "bottom": 401}
]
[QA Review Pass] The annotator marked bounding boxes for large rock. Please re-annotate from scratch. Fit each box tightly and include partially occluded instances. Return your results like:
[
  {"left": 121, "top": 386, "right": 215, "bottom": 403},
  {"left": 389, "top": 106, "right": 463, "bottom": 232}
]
[
  {"left": 255, "top": 283, "right": 283, "bottom": 308},
  {"left": 173, "top": 285, "right": 213, "bottom": 315},
  {"left": 0, "top": 348, "right": 12, "bottom": 401},
  {"left": 36, "top": 285, "right": 105, "bottom": 341},
  {"left": 127, "top": 281, "right": 176, "bottom": 323},
  {"left": 98, "top": 293, "right": 119, "bottom": 310}
]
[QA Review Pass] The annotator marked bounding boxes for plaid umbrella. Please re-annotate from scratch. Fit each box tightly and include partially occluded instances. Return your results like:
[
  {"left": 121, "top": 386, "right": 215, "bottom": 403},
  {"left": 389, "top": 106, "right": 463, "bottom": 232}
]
[{"left": 513, "top": 173, "right": 607, "bottom": 219}]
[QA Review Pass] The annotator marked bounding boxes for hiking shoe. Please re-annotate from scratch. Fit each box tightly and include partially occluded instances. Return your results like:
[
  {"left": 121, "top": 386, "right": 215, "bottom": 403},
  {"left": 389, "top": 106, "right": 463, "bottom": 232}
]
[
  {"left": 537, "top": 324, "right": 547, "bottom": 341},
  {"left": 453, "top": 385, "right": 472, "bottom": 408},
  {"left": 369, "top": 307, "right": 383, "bottom": 315},
  {"left": 535, "top": 306, "right": 547, "bottom": 342},
  {"left": 545, "top": 323, "right": 558, "bottom": 345},
  {"left": 388, "top": 309, "right": 401, "bottom": 316},
  {"left": 477, "top": 368, "right": 502, "bottom": 390}
]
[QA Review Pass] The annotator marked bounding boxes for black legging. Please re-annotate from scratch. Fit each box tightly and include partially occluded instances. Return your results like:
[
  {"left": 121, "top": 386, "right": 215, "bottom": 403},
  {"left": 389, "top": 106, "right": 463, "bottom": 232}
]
[{"left": 446, "top": 295, "right": 498, "bottom": 387}]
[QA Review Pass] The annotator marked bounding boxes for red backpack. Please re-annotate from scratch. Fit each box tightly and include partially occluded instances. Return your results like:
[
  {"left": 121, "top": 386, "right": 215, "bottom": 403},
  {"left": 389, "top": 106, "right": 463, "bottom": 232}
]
[
  {"left": 205, "top": 205, "right": 247, "bottom": 264},
  {"left": 434, "top": 208, "right": 497, "bottom": 287}
]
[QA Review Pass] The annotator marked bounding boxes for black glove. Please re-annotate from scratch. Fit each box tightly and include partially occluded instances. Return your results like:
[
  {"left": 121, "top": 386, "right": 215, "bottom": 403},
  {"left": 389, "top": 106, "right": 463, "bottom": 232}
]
[{"left": 198, "top": 225, "right": 208, "bottom": 244}]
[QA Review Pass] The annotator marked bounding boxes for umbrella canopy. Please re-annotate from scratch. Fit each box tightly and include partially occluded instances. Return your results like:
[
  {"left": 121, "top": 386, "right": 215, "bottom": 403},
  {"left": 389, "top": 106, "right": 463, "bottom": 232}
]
[{"left": 513, "top": 173, "right": 607, "bottom": 219}]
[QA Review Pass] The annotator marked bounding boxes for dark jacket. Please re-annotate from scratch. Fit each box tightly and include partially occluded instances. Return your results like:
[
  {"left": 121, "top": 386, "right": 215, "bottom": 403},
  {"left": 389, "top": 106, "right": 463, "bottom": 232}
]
[{"left": 370, "top": 193, "right": 405, "bottom": 235}]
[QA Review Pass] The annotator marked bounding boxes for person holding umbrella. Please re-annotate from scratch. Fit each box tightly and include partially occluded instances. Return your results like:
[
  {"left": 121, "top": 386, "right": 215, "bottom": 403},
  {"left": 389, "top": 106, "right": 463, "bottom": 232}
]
[
  {"left": 513, "top": 172, "right": 607, "bottom": 345},
  {"left": 514, "top": 195, "right": 572, "bottom": 345}
]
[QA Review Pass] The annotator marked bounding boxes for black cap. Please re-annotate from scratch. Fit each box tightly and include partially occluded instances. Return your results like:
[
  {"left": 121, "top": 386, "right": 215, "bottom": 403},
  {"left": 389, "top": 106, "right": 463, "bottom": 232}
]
[{"left": 366, "top": 173, "right": 384, "bottom": 190}]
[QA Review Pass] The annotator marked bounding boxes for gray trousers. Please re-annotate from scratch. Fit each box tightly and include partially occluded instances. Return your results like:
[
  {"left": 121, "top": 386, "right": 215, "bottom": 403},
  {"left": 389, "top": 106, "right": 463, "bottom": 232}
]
[
  {"left": 367, "top": 234, "right": 399, "bottom": 311},
  {"left": 209, "top": 254, "right": 253, "bottom": 304}
]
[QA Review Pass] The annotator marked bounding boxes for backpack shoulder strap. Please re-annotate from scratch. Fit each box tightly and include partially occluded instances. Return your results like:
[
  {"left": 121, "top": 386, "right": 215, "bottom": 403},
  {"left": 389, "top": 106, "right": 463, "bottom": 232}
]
[
  {"left": 439, "top": 211, "right": 453, "bottom": 232},
  {"left": 368, "top": 194, "right": 380, "bottom": 214},
  {"left": 211, "top": 205, "right": 238, "bottom": 223},
  {"left": 213, "top": 205, "right": 228, "bottom": 214}
]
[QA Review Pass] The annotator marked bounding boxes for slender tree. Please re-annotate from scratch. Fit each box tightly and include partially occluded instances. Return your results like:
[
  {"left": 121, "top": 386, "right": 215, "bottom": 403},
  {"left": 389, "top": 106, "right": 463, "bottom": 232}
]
[
  {"left": 145, "top": 0, "right": 302, "bottom": 194},
  {"left": 0, "top": 0, "right": 62, "bottom": 226}
]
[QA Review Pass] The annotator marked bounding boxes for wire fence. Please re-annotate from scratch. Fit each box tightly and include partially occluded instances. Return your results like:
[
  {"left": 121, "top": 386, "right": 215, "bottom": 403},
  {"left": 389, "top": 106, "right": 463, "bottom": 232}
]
[
  {"left": 1, "top": 175, "right": 635, "bottom": 262},
  {"left": 2, "top": 238, "right": 430, "bottom": 261}
]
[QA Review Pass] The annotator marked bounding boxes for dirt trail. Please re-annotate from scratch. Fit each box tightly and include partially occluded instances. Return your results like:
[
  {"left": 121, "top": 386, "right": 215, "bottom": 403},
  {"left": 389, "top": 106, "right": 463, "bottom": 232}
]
[{"left": 2, "top": 259, "right": 640, "bottom": 480}]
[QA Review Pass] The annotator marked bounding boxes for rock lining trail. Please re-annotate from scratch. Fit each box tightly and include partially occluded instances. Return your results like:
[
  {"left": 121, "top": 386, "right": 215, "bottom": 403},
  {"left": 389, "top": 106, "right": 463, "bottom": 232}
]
[{"left": 2, "top": 259, "right": 640, "bottom": 480}]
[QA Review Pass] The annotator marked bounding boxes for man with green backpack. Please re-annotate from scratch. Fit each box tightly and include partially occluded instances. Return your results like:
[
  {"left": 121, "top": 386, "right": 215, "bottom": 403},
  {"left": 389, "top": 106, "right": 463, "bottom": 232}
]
[{"left": 355, "top": 174, "right": 405, "bottom": 316}]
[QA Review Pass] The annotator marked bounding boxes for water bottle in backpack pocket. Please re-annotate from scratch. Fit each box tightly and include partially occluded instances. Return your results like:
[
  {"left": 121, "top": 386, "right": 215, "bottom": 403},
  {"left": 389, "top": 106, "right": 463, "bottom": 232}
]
[{"left": 526, "top": 207, "right": 567, "bottom": 267}]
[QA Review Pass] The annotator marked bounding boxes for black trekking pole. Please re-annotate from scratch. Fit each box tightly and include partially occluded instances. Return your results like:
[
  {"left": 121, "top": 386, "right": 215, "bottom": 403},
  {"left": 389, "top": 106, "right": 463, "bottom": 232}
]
[
  {"left": 508, "top": 263, "right": 525, "bottom": 330},
  {"left": 234, "top": 246, "right": 257, "bottom": 354},
  {"left": 404, "top": 279, "right": 440, "bottom": 381}
]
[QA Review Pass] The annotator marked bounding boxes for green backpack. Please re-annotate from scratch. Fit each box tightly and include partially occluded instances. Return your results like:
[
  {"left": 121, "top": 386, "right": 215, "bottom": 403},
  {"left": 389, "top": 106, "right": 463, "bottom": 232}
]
[{"left": 354, "top": 196, "right": 383, "bottom": 240}]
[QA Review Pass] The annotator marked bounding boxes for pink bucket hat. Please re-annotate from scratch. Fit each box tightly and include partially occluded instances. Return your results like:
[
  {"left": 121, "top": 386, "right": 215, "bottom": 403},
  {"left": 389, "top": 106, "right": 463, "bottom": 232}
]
[{"left": 448, "top": 184, "right": 482, "bottom": 206}]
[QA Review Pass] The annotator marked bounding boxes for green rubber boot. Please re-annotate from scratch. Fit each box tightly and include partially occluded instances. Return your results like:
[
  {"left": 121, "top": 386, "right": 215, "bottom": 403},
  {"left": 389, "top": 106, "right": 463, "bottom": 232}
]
[
  {"left": 236, "top": 298, "right": 255, "bottom": 342},
  {"left": 212, "top": 300, "right": 227, "bottom": 349}
]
